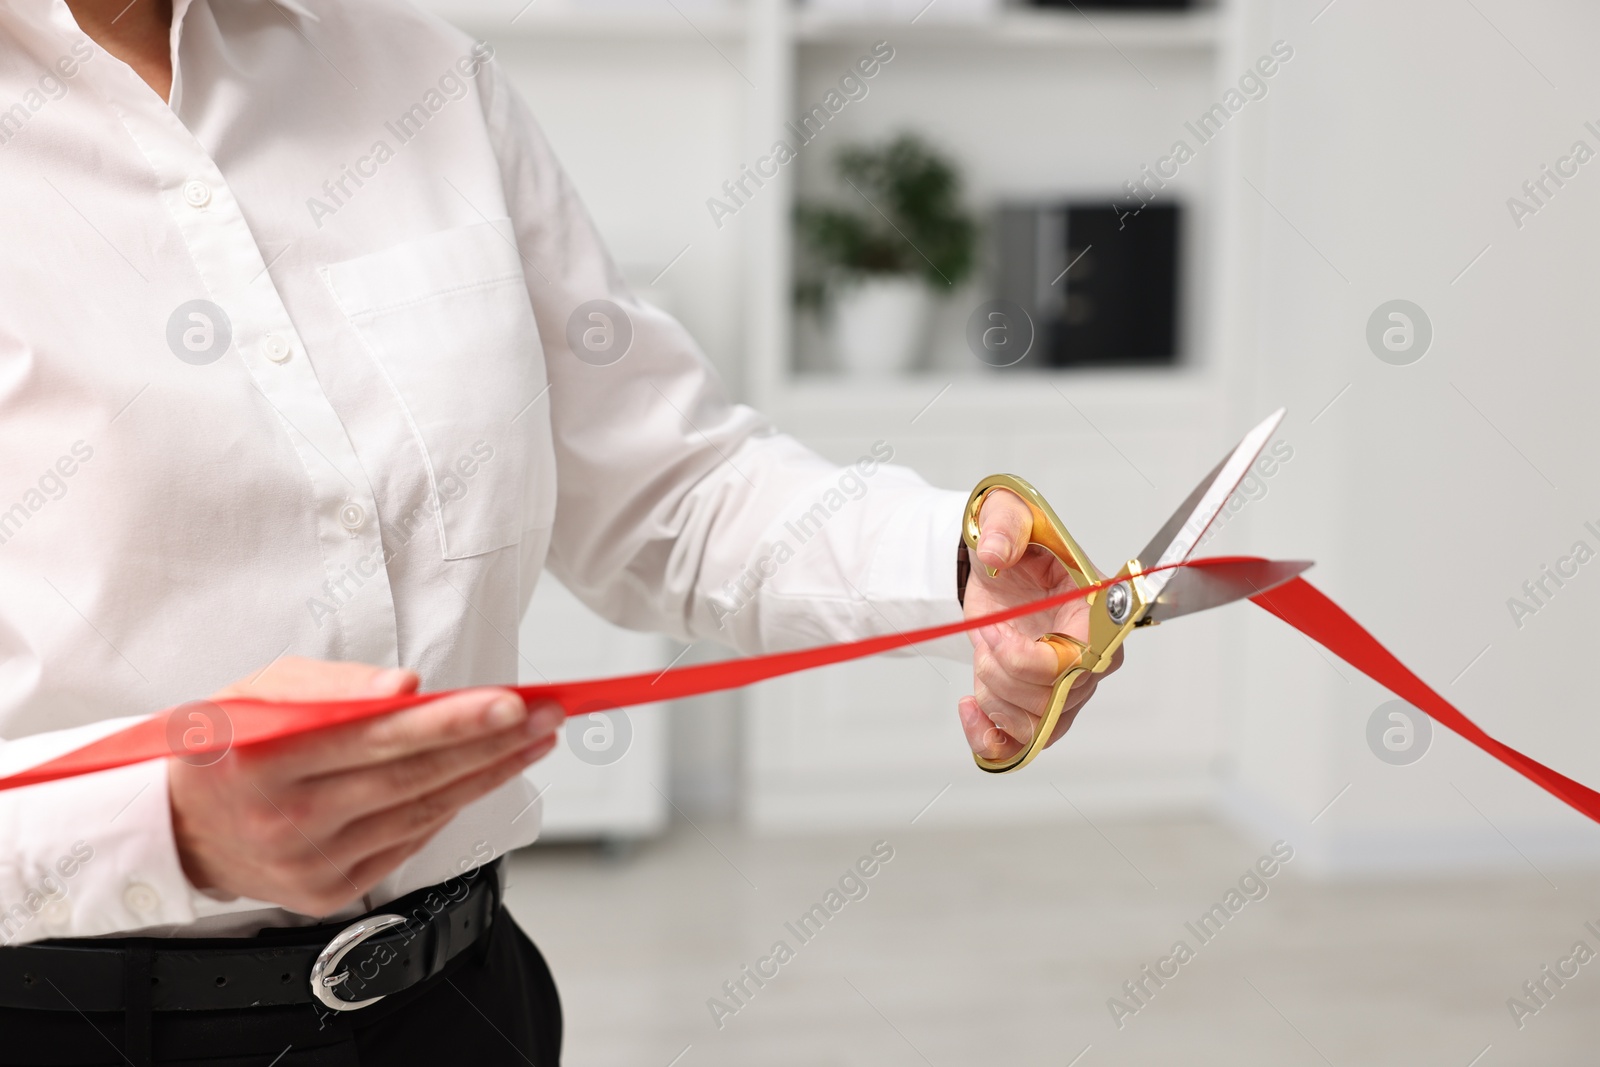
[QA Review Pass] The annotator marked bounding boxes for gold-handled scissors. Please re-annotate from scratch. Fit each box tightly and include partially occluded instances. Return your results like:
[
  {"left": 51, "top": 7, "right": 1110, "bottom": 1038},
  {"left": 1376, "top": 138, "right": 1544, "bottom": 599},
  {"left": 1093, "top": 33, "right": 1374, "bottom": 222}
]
[{"left": 961, "top": 409, "right": 1312, "bottom": 774}]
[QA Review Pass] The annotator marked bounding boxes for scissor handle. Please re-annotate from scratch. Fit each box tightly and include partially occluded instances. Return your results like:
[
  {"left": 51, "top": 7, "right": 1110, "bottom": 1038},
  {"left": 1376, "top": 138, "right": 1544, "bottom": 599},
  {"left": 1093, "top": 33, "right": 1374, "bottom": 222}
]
[
  {"left": 963, "top": 475, "right": 1102, "bottom": 588},
  {"left": 962, "top": 474, "right": 1145, "bottom": 774}
]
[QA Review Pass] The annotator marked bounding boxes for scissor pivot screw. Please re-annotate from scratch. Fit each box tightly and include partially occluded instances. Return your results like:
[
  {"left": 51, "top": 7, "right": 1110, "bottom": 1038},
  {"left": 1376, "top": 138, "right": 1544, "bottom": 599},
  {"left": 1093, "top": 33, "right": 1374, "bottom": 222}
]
[{"left": 1105, "top": 582, "right": 1131, "bottom": 625}]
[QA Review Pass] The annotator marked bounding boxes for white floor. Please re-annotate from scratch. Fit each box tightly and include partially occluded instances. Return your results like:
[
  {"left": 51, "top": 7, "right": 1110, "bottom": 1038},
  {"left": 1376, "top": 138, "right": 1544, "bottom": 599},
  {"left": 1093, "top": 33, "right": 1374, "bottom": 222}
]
[{"left": 503, "top": 818, "right": 1600, "bottom": 1066}]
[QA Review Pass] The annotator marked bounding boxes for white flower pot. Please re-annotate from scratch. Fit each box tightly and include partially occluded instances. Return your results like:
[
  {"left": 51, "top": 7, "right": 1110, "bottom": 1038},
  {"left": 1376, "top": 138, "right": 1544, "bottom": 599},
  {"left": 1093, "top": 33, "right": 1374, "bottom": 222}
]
[{"left": 828, "top": 275, "right": 933, "bottom": 378}]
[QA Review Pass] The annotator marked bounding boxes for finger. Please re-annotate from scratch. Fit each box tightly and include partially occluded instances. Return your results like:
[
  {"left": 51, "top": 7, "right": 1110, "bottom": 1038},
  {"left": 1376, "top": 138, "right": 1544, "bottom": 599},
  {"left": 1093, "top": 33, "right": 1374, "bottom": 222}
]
[
  {"left": 959, "top": 696, "right": 1026, "bottom": 762},
  {"left": 980, "top": 623, "right": 1073, "bottom": 687},
  {"left": 340, "top": 834, "right": 438, "bottom": 905},
  {"left": 975, "top": 488, "right": 1033, "bottom": 573},
  {"left": 328, "top": 739, "right": 549, "bottom": 864},
  {"left": 257, "top": 687, "right": 528, "bottom": 782},
  {"left": 1060, "top": 653, "right": 1115, "bottom": 716},
  {"left": 1042, "top": 669, "right": 1112, "bottom": 749},
  {"left": 345, "top": 735, "right": 556, "bottom": 883},
  {"left": 1064, "top": 670, "right": 1100, "bottom": 709},
  {"left": 1042, "top": 696, "right": 1087, "bottom": 747},
  {"left": 303, "top": 703, "right": 564, "bottom": 825},
  {"left": 293, "top": 814, "right": 484, "bottom": 917},
  {"left": 972, "top": 682, "right": 1039, "bottom": 746},
  {"left": 214, "top": 656, "right": 419, "bottom": 702},
  {"left": 972, "top": 659, "right": 1054, "bottom": 718}
]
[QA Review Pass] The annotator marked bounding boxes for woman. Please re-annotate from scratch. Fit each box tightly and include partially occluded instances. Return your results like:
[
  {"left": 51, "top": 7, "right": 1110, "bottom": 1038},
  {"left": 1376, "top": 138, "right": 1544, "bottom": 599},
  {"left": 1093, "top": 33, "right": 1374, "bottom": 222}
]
[{"left": 0, "top": 1, "right": 1112, "bottom": 1063}]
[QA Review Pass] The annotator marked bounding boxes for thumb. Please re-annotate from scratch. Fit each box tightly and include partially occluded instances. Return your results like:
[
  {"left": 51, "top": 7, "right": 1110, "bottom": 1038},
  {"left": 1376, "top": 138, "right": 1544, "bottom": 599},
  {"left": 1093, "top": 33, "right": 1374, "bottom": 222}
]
[{"left": 975, "top": 488, "right": 1033, "bottom": 572}]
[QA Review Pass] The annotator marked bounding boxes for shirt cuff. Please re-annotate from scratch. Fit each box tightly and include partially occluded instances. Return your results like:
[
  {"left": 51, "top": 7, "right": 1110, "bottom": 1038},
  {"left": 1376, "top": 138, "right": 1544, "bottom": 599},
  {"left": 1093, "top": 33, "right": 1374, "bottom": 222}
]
[
  {"left": 861, "top": 481, "right": 972, "bottom": 661},
  {"left": 0, "top": 748, "right": 198, "bottom": 944}
]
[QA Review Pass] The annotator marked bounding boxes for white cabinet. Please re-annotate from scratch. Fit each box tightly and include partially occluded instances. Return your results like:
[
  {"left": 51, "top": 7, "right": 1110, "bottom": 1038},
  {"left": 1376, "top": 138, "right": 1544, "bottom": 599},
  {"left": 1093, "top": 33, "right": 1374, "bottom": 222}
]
[{"left": 516, "top": 577, "right": 670, "bottom": 842}]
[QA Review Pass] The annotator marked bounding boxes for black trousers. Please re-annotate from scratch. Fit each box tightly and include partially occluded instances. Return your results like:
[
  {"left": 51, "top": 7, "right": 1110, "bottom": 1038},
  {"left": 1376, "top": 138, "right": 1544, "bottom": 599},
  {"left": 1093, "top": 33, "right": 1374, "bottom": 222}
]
[{"left": 0, "top": 907, "right": 562, "bottom": 1066}]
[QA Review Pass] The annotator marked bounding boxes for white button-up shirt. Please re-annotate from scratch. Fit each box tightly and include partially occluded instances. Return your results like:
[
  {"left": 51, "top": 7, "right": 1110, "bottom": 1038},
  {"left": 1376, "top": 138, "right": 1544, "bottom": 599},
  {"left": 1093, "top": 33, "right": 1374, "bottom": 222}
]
[{"left": 0, "top": 0, "right": 966, "bottom": 943}]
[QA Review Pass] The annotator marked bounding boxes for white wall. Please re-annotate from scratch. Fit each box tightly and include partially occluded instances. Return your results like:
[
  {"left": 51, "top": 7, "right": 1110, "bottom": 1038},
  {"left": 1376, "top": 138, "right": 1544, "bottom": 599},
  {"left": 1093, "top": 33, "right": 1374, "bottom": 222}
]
[
  {"left": 478, "top": 24, "right": 753, "bottom": 393},
  {"left": 1225, "top": 0, "right": 1600, "bottom": 873}
]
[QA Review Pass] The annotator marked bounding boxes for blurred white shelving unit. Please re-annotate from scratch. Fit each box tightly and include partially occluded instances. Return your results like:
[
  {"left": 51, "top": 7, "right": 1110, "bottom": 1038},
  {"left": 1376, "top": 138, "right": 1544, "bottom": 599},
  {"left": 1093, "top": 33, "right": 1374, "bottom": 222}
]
[
  {"left": 516, "top": 577, "right": 671, "bottom": 843},
  {"left": 732, "top": 0, "right": 1258, "bottom": 830}
]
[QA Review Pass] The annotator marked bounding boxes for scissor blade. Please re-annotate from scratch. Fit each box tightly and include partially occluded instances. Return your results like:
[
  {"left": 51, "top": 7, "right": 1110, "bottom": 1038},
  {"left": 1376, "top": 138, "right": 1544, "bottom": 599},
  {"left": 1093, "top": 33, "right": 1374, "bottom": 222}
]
[
  {"left": 1143, "top": 558, "right": 1313, "bottom": 624},
  {"left": 1136, "top": 409, "right": 1286, "bottom": 603}
]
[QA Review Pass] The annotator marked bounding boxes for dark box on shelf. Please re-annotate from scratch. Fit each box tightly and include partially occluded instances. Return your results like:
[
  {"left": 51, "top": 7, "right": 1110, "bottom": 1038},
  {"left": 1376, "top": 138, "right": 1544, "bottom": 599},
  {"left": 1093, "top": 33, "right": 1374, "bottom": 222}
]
[{"left": 995, "top": 201, "right": 1180, "bottom": 369}]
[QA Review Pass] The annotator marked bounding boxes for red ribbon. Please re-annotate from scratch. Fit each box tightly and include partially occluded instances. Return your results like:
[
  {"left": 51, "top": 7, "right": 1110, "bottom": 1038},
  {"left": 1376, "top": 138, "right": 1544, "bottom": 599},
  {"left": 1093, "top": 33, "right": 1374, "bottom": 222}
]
[
  {"left": 1250, "top": 577, "right": 1600, "bottom": 821},
  {"left": 4, "top": 557, "right": 1596, "bottom": 824}
]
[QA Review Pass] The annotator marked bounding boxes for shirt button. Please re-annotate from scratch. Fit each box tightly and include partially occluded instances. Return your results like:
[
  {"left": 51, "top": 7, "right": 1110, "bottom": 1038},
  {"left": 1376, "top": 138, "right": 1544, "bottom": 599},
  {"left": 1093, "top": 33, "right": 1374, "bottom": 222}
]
[
  {"left": 123, "top": 883, "right": 160, "bottom": 915},
  {"left": 40, "top": 899, "right": 71, "bottom": 928},
  {"left": 263, "top": 335, "right": 293, "bottom": 363},
  {"left": 182, "top": 180, "right": 212, "bottom": 209},
  {"left": 339, "top": 503, "right": 366, "bottom": 532}
]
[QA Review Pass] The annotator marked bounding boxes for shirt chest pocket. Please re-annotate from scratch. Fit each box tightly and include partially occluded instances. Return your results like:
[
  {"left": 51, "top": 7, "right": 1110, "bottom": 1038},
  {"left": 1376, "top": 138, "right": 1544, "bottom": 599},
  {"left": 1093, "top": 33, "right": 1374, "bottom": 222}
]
[{"left": 322, "top": 219, "right": 556, "bottom": 560}]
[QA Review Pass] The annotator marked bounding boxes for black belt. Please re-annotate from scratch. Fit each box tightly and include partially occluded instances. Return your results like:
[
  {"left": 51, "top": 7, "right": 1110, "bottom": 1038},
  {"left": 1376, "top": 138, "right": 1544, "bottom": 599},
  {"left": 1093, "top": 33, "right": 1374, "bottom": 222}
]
[{"left": 0, "top": 859, "right": 502, "bottom": 1015}]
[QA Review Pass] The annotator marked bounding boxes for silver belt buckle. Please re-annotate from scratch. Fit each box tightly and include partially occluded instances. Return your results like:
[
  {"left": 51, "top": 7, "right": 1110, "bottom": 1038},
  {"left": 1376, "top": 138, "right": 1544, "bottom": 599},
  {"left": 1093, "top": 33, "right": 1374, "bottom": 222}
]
[{"left": 310, "top": 913, "right": 409, "bottom": 1012}]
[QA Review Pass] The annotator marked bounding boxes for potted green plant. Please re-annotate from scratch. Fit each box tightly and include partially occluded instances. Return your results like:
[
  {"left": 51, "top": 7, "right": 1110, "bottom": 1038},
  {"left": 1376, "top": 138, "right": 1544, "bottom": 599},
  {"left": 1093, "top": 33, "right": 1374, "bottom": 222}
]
[{"left": 797, "top": 133, "right": 976, "bottom": 376}]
